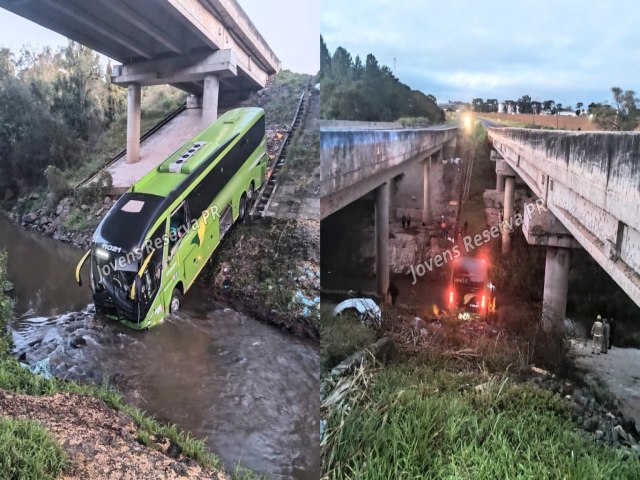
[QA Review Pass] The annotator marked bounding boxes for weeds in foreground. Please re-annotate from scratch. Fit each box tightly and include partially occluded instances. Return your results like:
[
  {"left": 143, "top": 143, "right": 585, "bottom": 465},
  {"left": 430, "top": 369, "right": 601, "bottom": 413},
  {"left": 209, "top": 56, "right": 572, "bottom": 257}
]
[
  {"left": 0, "top": 417, "right": 67, "bottom": 480},
  {"left": 321, "top": 358, "right": 639, "bottom": 479}
]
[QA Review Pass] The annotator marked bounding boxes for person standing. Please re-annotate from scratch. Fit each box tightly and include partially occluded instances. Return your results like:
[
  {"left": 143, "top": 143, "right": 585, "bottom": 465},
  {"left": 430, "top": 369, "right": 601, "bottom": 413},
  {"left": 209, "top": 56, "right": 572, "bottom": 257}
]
[
  {"left": 401, "top": 214, "right": 407, "bottom": 229},
  {"left": 591, "top": 315, "right": 603, "bottom": 355},
  {"left": 609, "top": 317, "right": 616, "bottom": 348},
  {"left": 388, "top": 281, "right": 400, "bottom": 306},
  {"left": 407, "top": 214, "right": 412, "bottom": 228},
  {"left": 602, "top": 318, "right": 610, "bottom": 354}
]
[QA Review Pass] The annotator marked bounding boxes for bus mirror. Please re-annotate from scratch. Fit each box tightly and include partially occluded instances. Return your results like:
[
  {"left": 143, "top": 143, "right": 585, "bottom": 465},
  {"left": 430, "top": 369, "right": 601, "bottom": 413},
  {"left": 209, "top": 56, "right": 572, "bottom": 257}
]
[{"left": 75, "top": 250, "right": 91, "bottom": 287}]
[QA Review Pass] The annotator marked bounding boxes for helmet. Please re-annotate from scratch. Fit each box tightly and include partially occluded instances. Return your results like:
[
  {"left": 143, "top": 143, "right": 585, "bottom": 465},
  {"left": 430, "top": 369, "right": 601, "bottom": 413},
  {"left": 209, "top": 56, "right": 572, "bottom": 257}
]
[{"left": 597, "top": 315, "right": 602, "bottom": 320}]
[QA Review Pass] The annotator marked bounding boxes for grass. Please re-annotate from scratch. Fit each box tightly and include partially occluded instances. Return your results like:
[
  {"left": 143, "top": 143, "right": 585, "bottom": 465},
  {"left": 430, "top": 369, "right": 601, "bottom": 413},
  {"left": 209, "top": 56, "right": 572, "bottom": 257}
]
[
  {"left": 322, "top": 360, "right": 639, "bottom": 479},
  {"left": 0, "top": 251, "right": 221, "bottom": 472},
  {"left": 321, "top": 306, "right": 377, "bottom": 375},
  {"left": 0, "top": 417, "right": 67, "bottom": 480},
  {"left": 247, "top": 70, "right": 312, "bottom": 127}
]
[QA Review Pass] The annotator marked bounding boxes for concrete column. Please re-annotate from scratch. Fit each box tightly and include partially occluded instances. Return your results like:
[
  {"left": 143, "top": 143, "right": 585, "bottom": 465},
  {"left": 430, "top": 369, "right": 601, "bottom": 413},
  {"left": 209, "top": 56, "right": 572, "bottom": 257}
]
[
  {"left": 496, "top": 173, "right": 505, "bottom": 192},
  {"left": 422, "top": 157, "right": 431, "bottom": 225},
  {"left": 375, "top": 182, "right": 390, "bottom": 303},
  {"left": 501, "top": 175, "right": 515, "bottom": 254},
  {"left": 202, "top": 74, "right": 220, "bottom": 127},
  {"left": 542, "top": 246, "right": 570, "bottom": 331},
  {"left": 126, "top": 83, "right": 141, "bottom": 164}
]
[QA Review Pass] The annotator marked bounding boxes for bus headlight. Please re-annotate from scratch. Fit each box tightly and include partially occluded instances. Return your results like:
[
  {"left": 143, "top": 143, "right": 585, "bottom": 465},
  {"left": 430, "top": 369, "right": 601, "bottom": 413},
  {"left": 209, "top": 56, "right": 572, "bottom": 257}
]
[{"left": 95, "top": 248, "right": 109, "bottom": 260}]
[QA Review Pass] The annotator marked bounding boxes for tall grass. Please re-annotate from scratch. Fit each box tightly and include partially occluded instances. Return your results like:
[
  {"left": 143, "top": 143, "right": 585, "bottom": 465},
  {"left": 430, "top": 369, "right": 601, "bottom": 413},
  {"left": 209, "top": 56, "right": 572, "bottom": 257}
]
[
  {"left": 0, "top": 417, "right": 67, "bottom": 480},
  {"left": 322, "top": 362, "right": 639, "bottom": 479}
]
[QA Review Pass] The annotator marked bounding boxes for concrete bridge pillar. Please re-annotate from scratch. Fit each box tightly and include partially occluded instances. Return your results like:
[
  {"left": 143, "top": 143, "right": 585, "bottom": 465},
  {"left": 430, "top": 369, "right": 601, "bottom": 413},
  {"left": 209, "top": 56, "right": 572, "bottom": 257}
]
[
  {"left": 202, "top": 74, "right": 220, "bottom": 127},
  {"left": 542, "top": 246, "right": 570, "bottom": 331},
  {"left": 496, "top": 173, "right": 505, "bottom": 192},
  {"left": 375, "top": 182, "right": 390, "bottom": 303},
  {"left": 126, "top": 83, "right": 141, "bottom": 164},
  {"left": 422, "top": 156, "right": 431, "bottom": 225},
  {"left": 501, "top": 175, "right": 515, "bottom": 254}
]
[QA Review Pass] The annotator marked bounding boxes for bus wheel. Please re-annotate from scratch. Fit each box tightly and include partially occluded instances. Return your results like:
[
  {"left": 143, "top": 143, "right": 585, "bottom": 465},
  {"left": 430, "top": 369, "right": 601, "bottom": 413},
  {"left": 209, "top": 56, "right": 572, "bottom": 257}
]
[
  {"left": 239, "top": 194, "right": 247, "bottom": 221},
  {"left": 170, "top": 288, "right": 182, "bottom": 313},
  {"left": 247, "top": 182, "right": 255, "bottom": 201}
]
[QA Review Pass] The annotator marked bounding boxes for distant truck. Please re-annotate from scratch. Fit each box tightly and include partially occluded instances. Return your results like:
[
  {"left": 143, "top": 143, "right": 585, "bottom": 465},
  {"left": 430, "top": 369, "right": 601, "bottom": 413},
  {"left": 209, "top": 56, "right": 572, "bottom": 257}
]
[{"left": 447, "top": 256, "right": 496, "bottom": 321}]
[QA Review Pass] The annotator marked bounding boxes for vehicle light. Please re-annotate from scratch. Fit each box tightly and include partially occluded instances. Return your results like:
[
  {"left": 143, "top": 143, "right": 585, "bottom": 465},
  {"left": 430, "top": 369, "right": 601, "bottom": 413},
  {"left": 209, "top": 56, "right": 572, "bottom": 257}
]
[
  {"left": 95, "top": 248, "right": 109, "bottom": 260},
  {"left": 481, "top": 295, "right": 486, "bottom": 309},
  {"left": 449, "top": 290, "right": 454, "bottom": 305}
]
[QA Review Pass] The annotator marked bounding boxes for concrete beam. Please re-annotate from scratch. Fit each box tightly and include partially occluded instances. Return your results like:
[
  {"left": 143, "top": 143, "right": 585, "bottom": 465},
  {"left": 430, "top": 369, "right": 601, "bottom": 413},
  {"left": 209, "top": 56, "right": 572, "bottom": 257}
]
[
  {"left": 321, "top": 126, "right": 458, "bottom": 219},
  {"left": 523, "top": 208, "right": 581, "bottom": 248},
  {"left": 112, "top": 50, "right": 237, "bottom": 87},
  {"left": 41, "top": 0, "right": 152, "bottom": 59},
  {"left": 502, "top": 176, "right": 515, "bottom": 254},
  {"left": 376, "top": 182, "right": 390, "bottom": 302},
  {"left": 422, "top": 156, "right": 431, "bottom": 225},
  {"left": 165, "top": 0, "right": 276, "bottom": 87},
  {"left": 488, "top": 128, "right": 640, "bottom": 308},
  {"left": 99, "top": 0, "right": 185, "bottom": 55},
  {"left": 201, "top": 74, "right": 220, "bottom": 127},
  {"left": 202, "top": 0, "right": 281, "bottom": 74},
  {"left": 496, "top": 159, "right": 516, "bottom": 177},
  {"left": 126, "top": 83, "right": 141, "bottom": 164},
  {"left": 542, "top": 246, "right": 571, "bottom": 331}
]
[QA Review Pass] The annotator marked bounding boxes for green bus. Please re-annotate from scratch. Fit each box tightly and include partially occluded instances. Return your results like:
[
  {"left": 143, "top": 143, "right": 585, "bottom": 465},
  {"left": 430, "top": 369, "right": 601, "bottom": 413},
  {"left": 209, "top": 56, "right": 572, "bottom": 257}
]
[{"left": 75, "top": 107, "right": 267, "bottom": 329}]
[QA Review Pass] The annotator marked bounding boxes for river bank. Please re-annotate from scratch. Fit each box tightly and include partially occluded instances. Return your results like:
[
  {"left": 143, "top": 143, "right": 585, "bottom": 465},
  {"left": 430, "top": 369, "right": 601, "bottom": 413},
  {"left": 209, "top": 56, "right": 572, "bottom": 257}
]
[
  {"left": 0, "top": 251, "right": 228, "bottom": 479},
  {"left": 0, "top": 213, "right": 320, "bottom": 478}
]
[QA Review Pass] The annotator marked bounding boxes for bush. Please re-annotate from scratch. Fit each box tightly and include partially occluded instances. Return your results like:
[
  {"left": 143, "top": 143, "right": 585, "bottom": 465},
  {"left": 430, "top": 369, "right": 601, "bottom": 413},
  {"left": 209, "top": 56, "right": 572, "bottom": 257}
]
[
  {"left": 44, "top": 165, "right": 70, "bottom": 205},
  {"left": 73, "top": 170, "right": 112, "bottom": 207}
]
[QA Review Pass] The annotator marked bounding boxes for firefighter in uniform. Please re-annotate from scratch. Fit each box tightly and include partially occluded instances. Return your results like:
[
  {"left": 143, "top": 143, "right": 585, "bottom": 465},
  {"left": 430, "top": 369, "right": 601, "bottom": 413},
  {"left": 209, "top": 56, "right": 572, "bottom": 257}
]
[{"left": 601, "top": 318, "right": 610, "bottom": 354}]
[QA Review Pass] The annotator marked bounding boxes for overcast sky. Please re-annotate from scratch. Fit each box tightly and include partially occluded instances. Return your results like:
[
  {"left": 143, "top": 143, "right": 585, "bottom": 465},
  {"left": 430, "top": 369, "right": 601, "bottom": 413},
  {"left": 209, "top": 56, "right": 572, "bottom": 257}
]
[
  {"left": 321, "top": 0, "right": 640, "bottom": 106},
  {"left": 0, "top": 0, "right": 318, "bottom": 74}
]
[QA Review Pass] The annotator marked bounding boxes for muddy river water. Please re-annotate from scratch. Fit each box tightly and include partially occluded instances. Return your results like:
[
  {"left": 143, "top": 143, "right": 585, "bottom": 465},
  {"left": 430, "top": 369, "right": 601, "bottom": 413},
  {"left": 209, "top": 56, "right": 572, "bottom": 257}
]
[{"left": 0, "top": 214, "right": 320, "bottom": 479}]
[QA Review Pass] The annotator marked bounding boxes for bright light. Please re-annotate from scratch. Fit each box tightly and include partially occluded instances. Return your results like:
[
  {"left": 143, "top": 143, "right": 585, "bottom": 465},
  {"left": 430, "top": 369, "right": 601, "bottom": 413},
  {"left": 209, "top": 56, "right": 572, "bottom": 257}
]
[
  {"left": 481, "top": 295, "right": 486, "bottom": 309},
  {"left": 463, "top": 112, "right": 473, "bottom": 131},
  {"left": 449, "top": 290, "right": 454, "bottom": 305},
  {"left": 95, "top": 248, "right": 109, "bottom": 260}
]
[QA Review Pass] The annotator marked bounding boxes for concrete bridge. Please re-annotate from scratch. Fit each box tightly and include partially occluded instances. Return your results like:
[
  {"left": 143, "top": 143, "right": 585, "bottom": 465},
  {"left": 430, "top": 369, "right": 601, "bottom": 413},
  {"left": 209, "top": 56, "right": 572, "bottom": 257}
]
[
  {"left": 321, "top": 122, "right": 458, "bottom": 298},
  {"left": 488, "top": 127, "right": 640, "bottom": 328},
  {"left": 0, "top": 0, "right": 280, "bottom": 164}
]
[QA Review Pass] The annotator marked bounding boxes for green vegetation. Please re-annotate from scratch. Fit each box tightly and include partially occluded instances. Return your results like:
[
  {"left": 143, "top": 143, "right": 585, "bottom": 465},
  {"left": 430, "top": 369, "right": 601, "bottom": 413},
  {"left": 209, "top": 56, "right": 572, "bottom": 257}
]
[
  {"left": 321, "top": 307, "right": 377, "bottom": 374},
  {"left": 204, "top": 218, "right": 319, "bottom": 336},
  {"left": 0, "top": 251, "right": 221, "bottom": 471},
  {"left": 0, "top": 417, "right": 67, "bottom": 480},
  {"left": 591, "top": 87, "right": 639, "bottom": 131},
  {"left": 322, "top": 360, "right": 638, "bottom": 479},
  {"left": 244, "top": 70, "right": 312, "bottom": 127},
  {"left": 322, "top": 306, "right": 638, "bottom": 478},
  {"left": 320, "top": 36, "right": 444, "bottom": 123},
  {"left": 0, "top": 42, "right": 184, "bottom": 201}
]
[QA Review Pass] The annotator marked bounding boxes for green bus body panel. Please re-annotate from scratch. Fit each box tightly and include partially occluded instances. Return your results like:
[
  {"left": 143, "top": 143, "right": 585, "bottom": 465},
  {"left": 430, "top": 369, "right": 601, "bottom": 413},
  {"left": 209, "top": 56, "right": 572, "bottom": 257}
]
[{"left": 116, "top": 107, "right": 266, "bottom": 329}]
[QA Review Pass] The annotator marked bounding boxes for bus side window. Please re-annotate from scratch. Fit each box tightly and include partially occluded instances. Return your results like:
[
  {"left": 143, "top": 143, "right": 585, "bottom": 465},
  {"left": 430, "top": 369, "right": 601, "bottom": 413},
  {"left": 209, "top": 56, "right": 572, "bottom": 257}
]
[{"left": 169, "top": 202, "right": 188, "bottom": 255}]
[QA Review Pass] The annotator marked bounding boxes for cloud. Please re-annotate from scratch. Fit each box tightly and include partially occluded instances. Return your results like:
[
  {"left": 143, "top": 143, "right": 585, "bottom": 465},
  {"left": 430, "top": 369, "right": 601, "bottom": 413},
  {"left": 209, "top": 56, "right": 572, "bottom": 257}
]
[{"left": 321, "top": 0, "right": 640, "bottom": 105}]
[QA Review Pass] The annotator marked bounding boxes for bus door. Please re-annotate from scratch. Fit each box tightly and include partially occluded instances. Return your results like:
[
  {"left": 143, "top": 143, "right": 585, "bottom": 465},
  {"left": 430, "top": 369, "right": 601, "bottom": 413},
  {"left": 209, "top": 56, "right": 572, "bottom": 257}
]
[{"left": 169, "top": 201, "right": 201, "bottom": 288}]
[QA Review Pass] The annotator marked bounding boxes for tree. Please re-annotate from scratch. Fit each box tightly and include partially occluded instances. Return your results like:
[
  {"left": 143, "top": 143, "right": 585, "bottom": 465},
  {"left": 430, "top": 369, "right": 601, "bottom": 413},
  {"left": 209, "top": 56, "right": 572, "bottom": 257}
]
[
  {"left": 52, "top": 41, "right": 105, "bottom": 140},
  {"left": 542, "top": 100, "right": 555, "bottom": 112},
  {"left": 320, "top": 36, "right": 332, "bottom": 78},
  {"left": 471, "top": 98, "right": 485, "bottom": 112},
  {"left": 517, "top": 95, "right": 532, "bottom": 114},
  {"left": 593, "top": 87, "right": 640, "bottom": 131},
  {"left": 531, "top": 101, "right": 542, "bottom": 114},
  {"left": 485, "top": 99, "right": 498, "bottom": 112}
]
